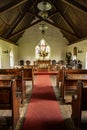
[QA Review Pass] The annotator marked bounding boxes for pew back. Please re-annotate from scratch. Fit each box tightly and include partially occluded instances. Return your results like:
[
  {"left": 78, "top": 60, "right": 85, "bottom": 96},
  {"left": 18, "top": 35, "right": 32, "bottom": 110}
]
[
  {"left": 60, "top": 69, "right": 87, "bottom": 102},
  {"left": 22, "top": 68, "right": 34, "bottom": 87},
  {"left": 0, "top": 69, "right": 25, "bottom": 104}
]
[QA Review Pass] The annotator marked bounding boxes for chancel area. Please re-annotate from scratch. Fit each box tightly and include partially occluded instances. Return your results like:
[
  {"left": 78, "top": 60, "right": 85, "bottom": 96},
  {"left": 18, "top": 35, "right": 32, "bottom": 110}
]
[{"left": 0, "top": 0, "right": 87, "bottom": 130}]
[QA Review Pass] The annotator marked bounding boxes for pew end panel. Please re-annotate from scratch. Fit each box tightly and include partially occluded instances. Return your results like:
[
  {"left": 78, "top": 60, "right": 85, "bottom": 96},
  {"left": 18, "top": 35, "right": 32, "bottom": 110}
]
[
  {"left": 15, "top": 75, "right": 26, "bottom": 105},
  {"left": 61, "top": 69, "right": 87, "bottom": 103},
  {"left": 56, "top": 68, "right": 65, "bottom": 99},
  {"left": 57, "top": 69, "right": 63, "bottom": 88},
  {"left": 71, "top": 81, "right": 87, "bottom": 130},
  {"left": 22, "top": 68, "right": 34, "bottom": 87},
  {"left": 0, "top": 79, "right": 20, "bottom": 130},
  {"left": 0, "top": 69, "right": 26, "bottom": 105}
]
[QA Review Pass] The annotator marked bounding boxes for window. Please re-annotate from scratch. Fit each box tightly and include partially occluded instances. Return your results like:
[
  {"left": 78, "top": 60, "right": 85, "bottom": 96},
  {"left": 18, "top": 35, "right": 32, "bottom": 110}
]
[
  {"left": 85, "top": 52, "right": 87, "bottom": 69},
  {"left": 0, "top": 47, "right": 2, "bottom": 68},
  {"left": 35, "top": 38, "right": 50, "bottom": 60},
  {"left": 10, "top": 50, "right": 14, "bottom": 68},
  {"left": 72, "top": 47, "right": 77, "bottom": 60}
]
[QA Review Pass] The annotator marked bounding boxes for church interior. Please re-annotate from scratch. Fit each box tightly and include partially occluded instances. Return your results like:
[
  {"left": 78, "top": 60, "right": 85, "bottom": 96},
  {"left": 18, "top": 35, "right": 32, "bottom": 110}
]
[{"left": 0, "top": 0, "right": 87, "bottom": 130}]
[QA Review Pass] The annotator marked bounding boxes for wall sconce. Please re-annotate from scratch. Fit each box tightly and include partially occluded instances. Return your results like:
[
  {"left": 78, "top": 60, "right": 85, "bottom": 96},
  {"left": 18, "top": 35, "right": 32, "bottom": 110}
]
[
  {"left": 2, "top": 48, "right": 11, "bottom": 54},
  {"left": 78, "top": 49, "right": 83, "bottom": 53}
]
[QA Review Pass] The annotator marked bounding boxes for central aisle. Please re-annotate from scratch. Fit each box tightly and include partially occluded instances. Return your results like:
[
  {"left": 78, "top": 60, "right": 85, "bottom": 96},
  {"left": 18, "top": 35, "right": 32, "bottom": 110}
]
[{"left": 22, "top": 75, "right": 67, "bottom": 130}]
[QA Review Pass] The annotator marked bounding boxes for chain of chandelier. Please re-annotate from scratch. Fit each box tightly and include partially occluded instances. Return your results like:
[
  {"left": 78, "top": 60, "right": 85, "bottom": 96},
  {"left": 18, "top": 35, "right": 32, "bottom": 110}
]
[{"left": 37, "top": 1, "right": 52, "bottom": 35}]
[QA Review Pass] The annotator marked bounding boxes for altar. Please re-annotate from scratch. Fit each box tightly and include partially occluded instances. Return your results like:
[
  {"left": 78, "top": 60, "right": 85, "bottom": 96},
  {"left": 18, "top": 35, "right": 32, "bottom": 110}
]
[
  {"left": 35, "top": 38, "right": 51, "bottom": 71},
  {"left": 37, "top": 60, "right": 51, "bottom": 71}
]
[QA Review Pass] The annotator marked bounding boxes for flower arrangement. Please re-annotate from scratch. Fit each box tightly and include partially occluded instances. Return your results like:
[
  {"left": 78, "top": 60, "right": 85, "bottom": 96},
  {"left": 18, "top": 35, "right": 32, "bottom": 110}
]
[
  {"left": 39, "top": 51, "right": 48, "bottom": 57},
  {"left": 66, "top": 52, "right": 72, "bottom": 60}
]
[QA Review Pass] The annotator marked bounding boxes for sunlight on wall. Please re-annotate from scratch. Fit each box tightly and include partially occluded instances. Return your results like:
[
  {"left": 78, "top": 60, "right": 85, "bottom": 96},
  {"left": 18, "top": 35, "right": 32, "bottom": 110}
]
[
  {"left": 0, "top": 39, "right": 18, "bottom": 68},
  {"left": 10, "top": 50, "right": 14, "bottom": 68},
  {"left": 0, "top": 47, "right": 2, "bottom": 68},
  {"left": 85, "top": 52, "right": 87, "bottom": 69}
]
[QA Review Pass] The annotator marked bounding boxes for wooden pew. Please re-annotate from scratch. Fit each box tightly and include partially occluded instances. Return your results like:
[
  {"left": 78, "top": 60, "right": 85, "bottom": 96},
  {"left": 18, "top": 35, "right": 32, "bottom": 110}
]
[
  {"left": 56, "top": 68, "right": 64, "bottom": 99},
  {"left": 0, "top": 78, "right": 20, "bottom": 130},
  {"left": 71, "top": 81, "right": 87, "bottom": 130},
  {"left": 60, "top": 69, "right": 87, "bottom": 102},
  {"left": 57, "top": 67, "right": 65, "bottom": 87},
  {"left": 0, "top": 69, "right": 26, "bottom": 105},
  {"left": 22, "top": 68, "right": 34, "bottom": 87},
  {"left": 7, "top": 69, "right": 26, "bottom": 105}
]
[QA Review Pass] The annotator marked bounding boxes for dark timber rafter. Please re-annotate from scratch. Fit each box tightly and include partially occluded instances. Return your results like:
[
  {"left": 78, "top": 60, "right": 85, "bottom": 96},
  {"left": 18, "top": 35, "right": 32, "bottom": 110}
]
[
  {"left": 62, "top": 0, "right": 87, "bottom": 13},
  {"left": 8, "top": 19, "right": 42, "bottom": 39},
  {"left": 0, "top": 0, "right": 29, "bottom": 14},
  {"left": 5, "top": 1, "right": 33, "bottom": 38},
  {"left": 0, "top": 0, "right": 87, "bottom": 44},
  {"left": 5, "top": 0, "right": 38, "bottom": 39},
  {"left": 8, "top": 10, "right": 77, "bottom": 39},
  {"left": 50, "top": 0, "right": 81, "bottom": 39}
]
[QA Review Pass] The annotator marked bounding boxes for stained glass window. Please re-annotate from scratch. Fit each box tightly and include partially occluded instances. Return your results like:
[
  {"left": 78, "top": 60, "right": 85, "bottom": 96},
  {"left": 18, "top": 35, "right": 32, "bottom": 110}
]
[{"left": 35, "top": 38, "right": 50, "bottom": 60}]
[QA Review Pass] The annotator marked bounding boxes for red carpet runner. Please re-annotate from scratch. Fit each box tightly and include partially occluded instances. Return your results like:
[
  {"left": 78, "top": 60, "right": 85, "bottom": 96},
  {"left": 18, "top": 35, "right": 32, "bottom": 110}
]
[{"left": 22, "top": 75, "right": 67, "bottom": 130}]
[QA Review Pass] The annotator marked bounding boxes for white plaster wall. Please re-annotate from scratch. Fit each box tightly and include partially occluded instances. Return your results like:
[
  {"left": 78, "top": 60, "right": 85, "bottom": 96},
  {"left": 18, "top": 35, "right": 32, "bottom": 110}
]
[
  {"left": 66, "top": 39, "right": 87, "bottom": 68},
  {"left": 18, "top": 22, "right": 69, "bottom": 65},
  {"left": 0, "top": 23, "right": 87, "bottom": 69},
  {"left": 0, "top": 39, "right": 18, "bottom": 68}
]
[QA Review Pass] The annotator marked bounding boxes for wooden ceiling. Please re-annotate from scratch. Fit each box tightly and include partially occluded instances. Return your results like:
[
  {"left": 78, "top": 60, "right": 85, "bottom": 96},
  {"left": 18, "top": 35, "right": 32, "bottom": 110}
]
[{"left": 0, "top": 0, "right": 87, "bottom": 45}]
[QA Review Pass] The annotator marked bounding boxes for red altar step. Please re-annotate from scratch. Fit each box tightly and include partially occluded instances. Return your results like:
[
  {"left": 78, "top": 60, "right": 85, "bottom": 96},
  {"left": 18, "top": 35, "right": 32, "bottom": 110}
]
[{"left": 34, "top": 70, "right": 58, "bottom": 75}]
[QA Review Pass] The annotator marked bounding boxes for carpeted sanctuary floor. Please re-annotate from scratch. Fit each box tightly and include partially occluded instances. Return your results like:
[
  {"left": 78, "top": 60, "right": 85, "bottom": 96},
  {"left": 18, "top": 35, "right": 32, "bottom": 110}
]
[
  {"left": 1, "top": 74, "right": 87, "bottom": 130},
  {"left": 0, "top": 74, "right": 76, "bottom": 130},
  {"left": 22, "top": 75, "right": 68, "bottom": 130}
]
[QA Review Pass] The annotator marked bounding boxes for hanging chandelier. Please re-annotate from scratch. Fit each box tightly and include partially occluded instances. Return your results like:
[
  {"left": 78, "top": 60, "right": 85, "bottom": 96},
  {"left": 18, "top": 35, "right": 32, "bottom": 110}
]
[
  {"left": 39, "top": 23, "right": 48, "bottom": 34},
  {"left": 37, "top": 1, "right": 52, "bottom": 19}
]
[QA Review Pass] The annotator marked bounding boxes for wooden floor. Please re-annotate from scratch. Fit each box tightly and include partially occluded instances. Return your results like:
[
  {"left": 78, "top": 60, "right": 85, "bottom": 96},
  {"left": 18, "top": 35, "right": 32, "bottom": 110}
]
[{"left": 0, "top": 75, "right": 87, "bottom": 130}]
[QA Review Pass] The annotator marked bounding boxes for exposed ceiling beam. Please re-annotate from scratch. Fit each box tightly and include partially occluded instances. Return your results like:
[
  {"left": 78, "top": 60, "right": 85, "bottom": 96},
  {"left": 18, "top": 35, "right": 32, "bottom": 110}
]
[
  {"left": 0, "top": 36, "right": 18, "bottom": 46},
  {"left": 5, "top": 0, "right": 38, "bottom": 38},
  {"left": 8, "top": 17, "right": 77, "bottom": 41},
  {"left": 44, "top": 19, "right": 77, "bottom": 37},
  {"left": 28, "top": 10, "right": 77, "bottom": 37},
  {"left": 0, "top": 0, "right": 86, "bottom": 44},
  {"left": 8, "top": 19, "right": 42, "bottom": 39},
  {"left": 5, "top": 2, "right": 33, "bottom": 38},
  {"left": 62, "top": 0, "right": 87, "bottom": 13},
  {"left": 0, "top": 0, "right": 28, "bottom": 14},
  {"left": 70, "top": 36, "right": 87, "bottom": 45},
  {"left": 48, "top": 10, "right": 58, "bottom": 18},
  {"left": 50, "top": 0, "right": 81, "bottom": 38}
]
